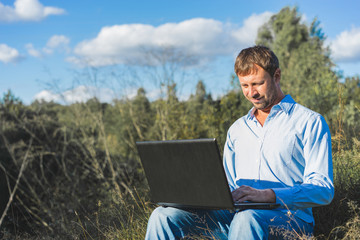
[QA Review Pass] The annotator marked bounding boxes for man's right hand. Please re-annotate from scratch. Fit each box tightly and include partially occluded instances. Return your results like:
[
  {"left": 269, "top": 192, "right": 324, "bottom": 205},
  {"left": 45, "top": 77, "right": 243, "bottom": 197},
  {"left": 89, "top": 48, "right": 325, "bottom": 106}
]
[{"left": 231, "top": 185, "right": 276, "bottom": 203}]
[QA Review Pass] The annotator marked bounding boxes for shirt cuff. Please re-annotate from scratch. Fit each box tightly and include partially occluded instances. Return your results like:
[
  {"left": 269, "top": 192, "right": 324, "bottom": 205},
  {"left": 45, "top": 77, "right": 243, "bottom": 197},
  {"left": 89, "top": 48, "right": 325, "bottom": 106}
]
[{"left": 272, "top": 187, "right": 301, "bottom": 208}]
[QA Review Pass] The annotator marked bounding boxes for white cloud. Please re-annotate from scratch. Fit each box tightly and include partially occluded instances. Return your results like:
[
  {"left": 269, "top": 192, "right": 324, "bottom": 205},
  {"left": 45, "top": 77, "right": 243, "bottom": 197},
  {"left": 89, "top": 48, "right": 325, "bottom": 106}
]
[
  {"left": 46, "top": 35, "right": 70, "bottom": 49},
  {"left": 43, "top": 35, "right": 70, "bottom": 54},
  {"left": 34, "top": 86, "right": 115, "bottom": 104},
  {"left": 231, "top": 12, "right": 273, "bottom": 46},
  {"left": 0, "top": 44, "right": 21, "bottom": 63},
  {"left": 34, "top": 90, "right": 60, "bottom": 102},
  {"left": 25, "top": 43, "right": 42, "bottom": 57},
  {"left": 331, "top": 27, "right": 360, "bottom": 63},
  {"left": 120, "top": 87, "right": 160, "bottom": 100},
  {"left": 26, "top": 35, "right": 70, "bottom": 57},
  {"left": 0, "top": 0, "right": 65, "bottom": 22},
  {"left": 71, "top": 13, "right": 272, "bottom": 67},
  {"left": 145, "top": 88, "right": 162, "bottom": 101},
  {"left": 33, "top": 85, "right": 171, "bottom": 104}
]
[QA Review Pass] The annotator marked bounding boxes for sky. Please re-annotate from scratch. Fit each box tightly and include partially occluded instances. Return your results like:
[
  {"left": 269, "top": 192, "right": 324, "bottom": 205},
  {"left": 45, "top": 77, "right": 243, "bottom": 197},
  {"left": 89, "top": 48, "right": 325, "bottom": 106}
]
[{"left": 1, "top": 0, "right": 360, "bottom": 104}]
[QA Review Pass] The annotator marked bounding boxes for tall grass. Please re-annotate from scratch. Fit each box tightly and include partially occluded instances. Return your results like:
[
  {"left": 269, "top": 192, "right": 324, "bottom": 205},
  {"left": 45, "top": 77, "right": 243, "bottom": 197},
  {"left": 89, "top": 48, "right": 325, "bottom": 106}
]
[{"left": 1, "top": 89, "right": 360, "bottom": 239}]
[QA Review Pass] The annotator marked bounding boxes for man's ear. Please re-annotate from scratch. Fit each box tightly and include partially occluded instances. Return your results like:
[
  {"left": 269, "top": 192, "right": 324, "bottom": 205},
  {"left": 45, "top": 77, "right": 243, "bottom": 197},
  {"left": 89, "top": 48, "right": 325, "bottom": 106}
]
[{"left": 274, "top": 68, "right": 281, "bottom": 83}]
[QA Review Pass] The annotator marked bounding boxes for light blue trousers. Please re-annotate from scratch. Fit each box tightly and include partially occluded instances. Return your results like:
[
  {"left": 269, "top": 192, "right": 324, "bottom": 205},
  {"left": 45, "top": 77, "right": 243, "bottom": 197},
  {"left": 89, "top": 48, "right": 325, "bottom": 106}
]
[{"left": 145, "top": 207, "right": 313, "bottom": 239}]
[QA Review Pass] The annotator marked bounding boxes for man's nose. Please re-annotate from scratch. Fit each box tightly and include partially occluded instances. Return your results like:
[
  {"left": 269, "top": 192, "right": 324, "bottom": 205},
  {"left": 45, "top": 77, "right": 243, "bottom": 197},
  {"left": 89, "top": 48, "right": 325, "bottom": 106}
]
[{"left": 249, "top": 86, "right": 258, "bottom": 97}]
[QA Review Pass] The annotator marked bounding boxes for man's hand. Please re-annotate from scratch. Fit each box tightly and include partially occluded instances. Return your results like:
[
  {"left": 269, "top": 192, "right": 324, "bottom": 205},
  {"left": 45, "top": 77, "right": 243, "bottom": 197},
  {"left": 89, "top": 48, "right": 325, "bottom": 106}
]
[{"left": 231, "top": 185, "right": 276, "bottom": 203}]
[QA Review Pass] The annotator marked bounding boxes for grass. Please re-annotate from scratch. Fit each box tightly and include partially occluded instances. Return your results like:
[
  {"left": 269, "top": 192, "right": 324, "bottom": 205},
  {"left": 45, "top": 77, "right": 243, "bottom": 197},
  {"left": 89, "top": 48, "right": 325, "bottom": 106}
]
[
  {"left": 2, "top": 139, "right": 360, "bottom": 240},
  {"left": 1, "top": 88, "right": 360, "bottom": 239}
]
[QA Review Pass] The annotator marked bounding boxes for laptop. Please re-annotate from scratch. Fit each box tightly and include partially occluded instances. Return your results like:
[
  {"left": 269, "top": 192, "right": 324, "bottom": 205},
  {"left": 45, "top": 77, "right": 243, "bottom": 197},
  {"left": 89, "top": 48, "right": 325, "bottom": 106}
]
[{"left": 136, "top": 138, "right": 279, "bottom": 211}]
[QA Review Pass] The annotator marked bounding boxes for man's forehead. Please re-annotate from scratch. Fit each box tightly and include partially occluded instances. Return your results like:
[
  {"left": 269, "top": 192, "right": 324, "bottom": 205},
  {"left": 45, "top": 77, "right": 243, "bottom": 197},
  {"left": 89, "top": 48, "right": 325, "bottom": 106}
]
[{"left": 238, "top": 66, "right": 269, "bottom": 81}]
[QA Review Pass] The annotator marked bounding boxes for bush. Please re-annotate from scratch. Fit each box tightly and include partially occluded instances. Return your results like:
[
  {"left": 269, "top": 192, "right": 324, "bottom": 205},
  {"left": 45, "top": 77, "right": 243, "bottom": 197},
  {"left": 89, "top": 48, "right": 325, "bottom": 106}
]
[{"left": 0, "top": 99, "right": 146, "bottom": 238}]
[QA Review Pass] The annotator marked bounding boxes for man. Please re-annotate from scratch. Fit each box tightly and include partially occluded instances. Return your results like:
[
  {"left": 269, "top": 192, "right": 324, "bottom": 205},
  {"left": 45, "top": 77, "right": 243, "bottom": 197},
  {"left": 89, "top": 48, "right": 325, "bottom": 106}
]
[{"left": 145, "top": 46, "right": 334, "bottom": 239}]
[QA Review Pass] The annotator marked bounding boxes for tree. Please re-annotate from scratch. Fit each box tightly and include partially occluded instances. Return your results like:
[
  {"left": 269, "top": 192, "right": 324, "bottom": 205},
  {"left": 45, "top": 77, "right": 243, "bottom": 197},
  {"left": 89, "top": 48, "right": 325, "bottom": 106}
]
[
  {"left": 256, "top": 7, "right": 339, "bottom": 116},
  {"left": 148, "top": 83, "right": 186, "bottom": 140},
  {"left": 256, "top": 7, "right": 360, "bottom": 238},
  {"left": 105, "top": 88, "right": 154, "bottom": 158},
  {"left": 132, "top": 46, "right": 197, "bottom": 140},
  {"left": 183, "top": 80, "right": 212, "bottom": 139},
  {"left": 326, "top": 76, "right": 360, "bottom": 143}
]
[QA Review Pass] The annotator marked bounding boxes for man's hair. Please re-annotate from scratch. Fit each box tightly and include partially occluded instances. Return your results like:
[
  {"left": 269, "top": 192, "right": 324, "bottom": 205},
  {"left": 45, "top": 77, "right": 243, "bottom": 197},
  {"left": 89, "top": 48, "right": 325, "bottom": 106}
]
[{"left": 234, "top": 46, "right": 279, "bottom": 77}]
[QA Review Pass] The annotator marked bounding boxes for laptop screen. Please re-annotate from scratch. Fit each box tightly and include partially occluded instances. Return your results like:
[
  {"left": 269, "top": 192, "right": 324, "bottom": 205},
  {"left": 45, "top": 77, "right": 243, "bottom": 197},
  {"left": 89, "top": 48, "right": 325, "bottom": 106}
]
[{"left": 136, "top": 138, "right": 235, "bottom": 209}]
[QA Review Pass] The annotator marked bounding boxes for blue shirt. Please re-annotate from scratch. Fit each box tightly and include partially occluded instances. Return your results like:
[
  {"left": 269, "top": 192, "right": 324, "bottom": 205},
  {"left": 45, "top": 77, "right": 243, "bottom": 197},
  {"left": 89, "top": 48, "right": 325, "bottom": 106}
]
[{"left": 223, "top": 95, "right": 334, "bottom": 224}]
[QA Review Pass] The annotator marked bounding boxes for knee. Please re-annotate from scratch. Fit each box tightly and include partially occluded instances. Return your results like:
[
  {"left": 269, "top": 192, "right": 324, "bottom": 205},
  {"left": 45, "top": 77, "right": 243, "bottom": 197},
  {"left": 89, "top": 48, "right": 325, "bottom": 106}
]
[
  {"left": 148, "top": 207, "right": 173, "bottom": 225},
  {"left": 232, "top": 210, "right": 265, "bottom": 229},
  {"left": 235, "top": 210, "right": 261, "bottom": 221},
  {"left": 148, "top": 207, "right": 189, "bottom": 227},
  {"left": 146, "top": 207, "right": 175, "bottom": 240},
  {"left": 146, "top": 207, "right": 196, "bottom": 240},
  {"left": 228, "top": 210, "right": 268, "bottom": 239}
]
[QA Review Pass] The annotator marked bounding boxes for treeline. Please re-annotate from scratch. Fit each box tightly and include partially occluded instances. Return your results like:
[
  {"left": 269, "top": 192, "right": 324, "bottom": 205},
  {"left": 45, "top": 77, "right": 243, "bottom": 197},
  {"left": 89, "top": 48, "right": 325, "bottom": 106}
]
[{"left": 0, "top": 6, "right": 360, "bottom": 239}]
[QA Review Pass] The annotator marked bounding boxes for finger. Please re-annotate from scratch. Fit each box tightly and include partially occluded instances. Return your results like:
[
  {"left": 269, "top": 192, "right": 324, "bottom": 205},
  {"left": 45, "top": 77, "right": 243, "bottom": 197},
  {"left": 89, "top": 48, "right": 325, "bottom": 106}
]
[
  {"left": 231, "top": 190, "right": 241, "bottom": 201},
  {"left": 238, "top": 188, "right": 257, "bottom": 202},
  {"left": 231, "top": 189, "right": 244, "bottom": 201},
  {"left": 232, "top": 190, "right": 251, "bottom": 202}
]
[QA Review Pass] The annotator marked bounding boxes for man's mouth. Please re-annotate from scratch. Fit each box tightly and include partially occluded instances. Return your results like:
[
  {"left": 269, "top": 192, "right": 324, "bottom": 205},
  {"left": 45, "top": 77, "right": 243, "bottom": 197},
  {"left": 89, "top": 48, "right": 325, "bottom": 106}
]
[{"left": 251, "top": 97, "right": 263, "bottom": 104}]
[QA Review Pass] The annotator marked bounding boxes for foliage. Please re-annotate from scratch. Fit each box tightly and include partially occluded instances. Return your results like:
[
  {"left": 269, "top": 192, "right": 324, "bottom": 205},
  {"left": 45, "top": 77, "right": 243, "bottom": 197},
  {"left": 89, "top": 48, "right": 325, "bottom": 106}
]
[
  {"left": 105, "top": 88, "right": 154, "bottom": 158},
  {"left": 256, "top": 7, "right": 338, "bottom": 116},
  {"left": 0, "top": 94, "right": 145, "bottom": 238}
]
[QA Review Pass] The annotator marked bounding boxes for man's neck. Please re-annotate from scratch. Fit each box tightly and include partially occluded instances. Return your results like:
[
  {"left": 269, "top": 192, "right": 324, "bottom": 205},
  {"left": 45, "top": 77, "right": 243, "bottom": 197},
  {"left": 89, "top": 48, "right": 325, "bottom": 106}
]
[{"left": 254, "top": 109, "right": 269, "bottom": 126}]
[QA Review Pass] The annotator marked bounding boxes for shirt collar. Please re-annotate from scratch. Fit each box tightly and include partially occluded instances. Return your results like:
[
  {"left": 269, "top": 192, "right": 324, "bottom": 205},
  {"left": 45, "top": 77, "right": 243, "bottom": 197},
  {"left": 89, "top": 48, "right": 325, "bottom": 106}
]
[
  {"left": 247, "top": 95, "right": 296, "bottom": 120},
  {"left": 278, "top": 94, "right": 296, "bottom": 114}
]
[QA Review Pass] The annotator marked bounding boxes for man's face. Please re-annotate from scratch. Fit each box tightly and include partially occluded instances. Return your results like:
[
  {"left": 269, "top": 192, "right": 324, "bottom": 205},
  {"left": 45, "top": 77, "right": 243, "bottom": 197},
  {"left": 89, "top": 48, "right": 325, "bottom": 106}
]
[{"left": 238, "top": 65, "right": 281, "bottom": 112}]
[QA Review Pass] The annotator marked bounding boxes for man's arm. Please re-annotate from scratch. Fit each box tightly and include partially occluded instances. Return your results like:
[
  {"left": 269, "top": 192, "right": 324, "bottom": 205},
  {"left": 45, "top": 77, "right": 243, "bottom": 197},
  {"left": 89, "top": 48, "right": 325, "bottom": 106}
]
[{"left": 271, "top": 115, "right": 334, "bottom": 209}]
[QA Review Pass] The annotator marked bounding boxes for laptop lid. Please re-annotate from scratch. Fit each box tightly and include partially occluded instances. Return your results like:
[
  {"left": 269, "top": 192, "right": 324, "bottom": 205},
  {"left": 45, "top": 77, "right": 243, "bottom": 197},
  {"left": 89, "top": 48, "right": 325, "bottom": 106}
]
[{"left": 136, "top": 138, "right": 279, "bottom": 211}]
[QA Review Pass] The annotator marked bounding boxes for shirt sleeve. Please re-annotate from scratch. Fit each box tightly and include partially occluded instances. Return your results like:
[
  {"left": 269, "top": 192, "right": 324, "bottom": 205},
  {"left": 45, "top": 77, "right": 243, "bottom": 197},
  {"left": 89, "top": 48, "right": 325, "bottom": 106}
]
[
  {"left": 272, "top": 115, "right": 334, "bottom": 209},
  {"left": 223, "top": 130, "right": 237, "bottom": 192}
]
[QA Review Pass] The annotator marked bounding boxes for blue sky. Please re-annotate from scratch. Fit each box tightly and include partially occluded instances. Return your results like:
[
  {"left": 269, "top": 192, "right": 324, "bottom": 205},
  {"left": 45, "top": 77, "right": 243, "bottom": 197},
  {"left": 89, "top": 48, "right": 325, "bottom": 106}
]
[{"left": 1, "top": 0, "right": 360, "bottom": 104}]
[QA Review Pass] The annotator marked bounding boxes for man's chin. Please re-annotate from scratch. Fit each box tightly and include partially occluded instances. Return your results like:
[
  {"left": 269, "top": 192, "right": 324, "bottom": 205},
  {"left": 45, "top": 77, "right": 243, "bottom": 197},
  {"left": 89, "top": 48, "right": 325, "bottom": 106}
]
[
  {"left": 253, "top": 103, "right": 272, "bottom": 112},
  {"left": 252, "top": 103, "right": 265, "bottom": 110}
]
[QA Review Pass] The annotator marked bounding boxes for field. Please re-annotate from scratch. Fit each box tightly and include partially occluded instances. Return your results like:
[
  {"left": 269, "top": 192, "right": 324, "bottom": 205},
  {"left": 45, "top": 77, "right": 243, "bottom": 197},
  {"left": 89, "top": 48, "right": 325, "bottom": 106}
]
[{"left": 0, "top": 85, "right": 360, "bottom": 239}]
